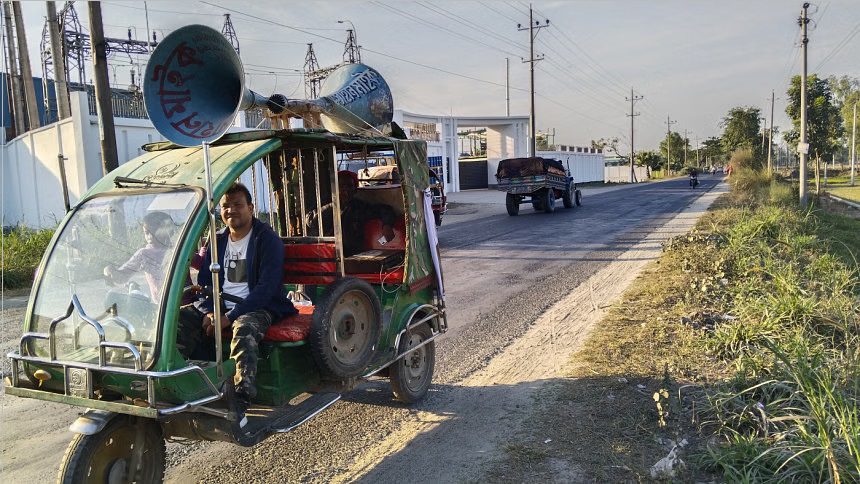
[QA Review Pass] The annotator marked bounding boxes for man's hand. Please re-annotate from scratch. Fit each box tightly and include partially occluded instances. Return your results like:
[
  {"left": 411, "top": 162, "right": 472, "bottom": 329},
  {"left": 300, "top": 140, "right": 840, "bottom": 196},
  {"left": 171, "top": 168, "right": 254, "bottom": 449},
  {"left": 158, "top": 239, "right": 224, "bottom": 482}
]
[{"left": 203, "top": 313, "right": 231, "bottom": 337}]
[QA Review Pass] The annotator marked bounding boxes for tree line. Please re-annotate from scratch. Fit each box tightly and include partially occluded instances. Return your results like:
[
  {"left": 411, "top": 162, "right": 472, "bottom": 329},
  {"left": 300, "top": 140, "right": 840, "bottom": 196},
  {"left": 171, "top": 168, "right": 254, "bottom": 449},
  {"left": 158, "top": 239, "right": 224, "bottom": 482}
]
[{"left": 596, "top": 75, "right": 859, "bottom": 174}]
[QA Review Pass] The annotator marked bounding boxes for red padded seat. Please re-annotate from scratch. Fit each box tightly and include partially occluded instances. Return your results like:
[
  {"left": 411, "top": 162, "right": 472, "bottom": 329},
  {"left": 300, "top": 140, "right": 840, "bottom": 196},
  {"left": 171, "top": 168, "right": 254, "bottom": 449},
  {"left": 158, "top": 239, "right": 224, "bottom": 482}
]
[
  {"left": 264, "top": 304, "right": 314, "bottom": 342},
  {"left": 350, "top": 266, "right": 405, "bottom": 285},
  {"left": 283, "top": 242, "right": 337, "bottom": 284}
]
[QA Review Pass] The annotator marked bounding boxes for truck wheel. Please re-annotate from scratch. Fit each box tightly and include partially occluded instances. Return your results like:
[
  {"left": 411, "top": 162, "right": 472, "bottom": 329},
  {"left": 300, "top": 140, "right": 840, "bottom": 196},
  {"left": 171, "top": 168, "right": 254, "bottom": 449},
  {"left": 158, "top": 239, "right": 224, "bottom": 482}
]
[
  {"left": 575, "top": 189, "right": 582, "bottom": 206},
  {"left": 390, "top": 323, "right": 435, "bottom": 403},
  {"left": 562, "top": 183, "right": 574, "bottom": 208},
  {"left": 309, "top": 277, "right": 381, "bottom": 379},
  {"left": 57, "top": 415, "right": 165, "bottom": 484},
  {"left": 544, "top": 188, "right": 556, "bottom": 213},
  {"left": 505, "top": 193, "right": 520, "bottom": 216}
]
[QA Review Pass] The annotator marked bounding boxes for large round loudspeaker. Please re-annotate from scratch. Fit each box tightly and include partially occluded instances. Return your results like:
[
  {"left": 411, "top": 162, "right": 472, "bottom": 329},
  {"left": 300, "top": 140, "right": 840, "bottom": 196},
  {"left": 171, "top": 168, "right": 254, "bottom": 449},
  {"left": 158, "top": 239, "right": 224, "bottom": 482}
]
[
  {"left": 144, "top": 24, "right": 275, "bottom": 147},
  {"left": 317, "top": 63, "right": 393, "bottom": 134}
]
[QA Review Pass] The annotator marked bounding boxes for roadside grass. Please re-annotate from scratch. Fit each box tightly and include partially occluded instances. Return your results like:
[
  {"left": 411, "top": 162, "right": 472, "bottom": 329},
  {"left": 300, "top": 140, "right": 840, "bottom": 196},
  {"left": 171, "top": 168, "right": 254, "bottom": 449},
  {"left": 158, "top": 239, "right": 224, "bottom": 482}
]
[
  {"left": 1, "top": 227, "right": 54, "bottom": 290},
  {"left": 487, "top": 168, "right": 860, "bottom": 482}
]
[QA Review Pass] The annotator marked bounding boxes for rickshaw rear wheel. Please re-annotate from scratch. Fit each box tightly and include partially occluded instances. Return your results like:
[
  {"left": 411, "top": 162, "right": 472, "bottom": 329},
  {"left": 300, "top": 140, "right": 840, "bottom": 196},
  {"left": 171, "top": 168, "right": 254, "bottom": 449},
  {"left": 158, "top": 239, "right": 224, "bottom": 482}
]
[
  {"left": 391, "top": 323, "right": 435, "bottom": 404},
  {"left": 434, "top": 211, "right": 443, "bottom": 226},
  {"left": 310, "top": 277, "right": 382, "bottom": 380},
  {"left": 57, "top": 415, "right": 165, "bottom": 484}
]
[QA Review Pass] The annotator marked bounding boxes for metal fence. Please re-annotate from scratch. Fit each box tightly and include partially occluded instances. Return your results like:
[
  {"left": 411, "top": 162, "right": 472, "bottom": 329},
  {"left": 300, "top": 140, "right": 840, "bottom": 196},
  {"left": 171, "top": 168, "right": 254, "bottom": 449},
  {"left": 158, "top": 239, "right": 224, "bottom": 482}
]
[{"left": 85, "top": 88, "right": 149, "bottom": 119}]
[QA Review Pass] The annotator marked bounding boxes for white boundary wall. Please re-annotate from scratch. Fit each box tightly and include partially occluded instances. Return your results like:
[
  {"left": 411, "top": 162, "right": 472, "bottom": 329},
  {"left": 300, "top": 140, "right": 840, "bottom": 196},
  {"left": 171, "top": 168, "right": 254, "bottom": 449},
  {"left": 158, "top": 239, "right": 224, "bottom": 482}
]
[
  {"left": 2, "top": 91, "right": 163, "bottom": 228},
  {"left": 605, "top": 165, "right": 650, "bottom": 183},
  {"left": 536, "top": 150, "right": 605, "bottom": 183}
]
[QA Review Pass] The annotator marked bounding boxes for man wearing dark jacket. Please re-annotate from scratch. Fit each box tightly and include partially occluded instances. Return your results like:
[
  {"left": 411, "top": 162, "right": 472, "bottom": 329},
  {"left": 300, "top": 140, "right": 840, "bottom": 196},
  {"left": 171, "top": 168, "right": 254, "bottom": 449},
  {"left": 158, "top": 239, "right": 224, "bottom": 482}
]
[{"left": 178, "top": 182, "right": 294, "bottom": 423}]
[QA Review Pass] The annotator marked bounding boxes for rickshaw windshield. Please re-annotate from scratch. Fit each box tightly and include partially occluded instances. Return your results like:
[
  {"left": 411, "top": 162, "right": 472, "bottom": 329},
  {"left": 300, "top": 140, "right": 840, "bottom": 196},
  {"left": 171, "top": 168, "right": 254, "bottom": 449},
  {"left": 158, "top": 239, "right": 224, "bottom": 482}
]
[{"left": 29, "top": 190, "right": 199, "bottom": 367}]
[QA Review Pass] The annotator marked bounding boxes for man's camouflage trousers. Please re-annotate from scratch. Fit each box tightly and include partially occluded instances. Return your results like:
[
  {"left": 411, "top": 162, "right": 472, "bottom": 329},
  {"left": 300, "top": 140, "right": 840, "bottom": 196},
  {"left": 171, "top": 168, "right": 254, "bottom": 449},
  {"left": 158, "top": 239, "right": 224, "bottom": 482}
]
[{"left": 177, "top": 305, "right": 274, "bottom": 399}]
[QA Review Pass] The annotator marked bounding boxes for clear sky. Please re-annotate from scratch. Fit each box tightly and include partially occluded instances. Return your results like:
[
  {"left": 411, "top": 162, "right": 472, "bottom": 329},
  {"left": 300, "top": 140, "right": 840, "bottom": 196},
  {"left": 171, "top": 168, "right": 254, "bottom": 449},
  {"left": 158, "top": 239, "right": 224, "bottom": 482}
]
[{"left": 13, "top": 0, "right": 860, "bottom": 153}]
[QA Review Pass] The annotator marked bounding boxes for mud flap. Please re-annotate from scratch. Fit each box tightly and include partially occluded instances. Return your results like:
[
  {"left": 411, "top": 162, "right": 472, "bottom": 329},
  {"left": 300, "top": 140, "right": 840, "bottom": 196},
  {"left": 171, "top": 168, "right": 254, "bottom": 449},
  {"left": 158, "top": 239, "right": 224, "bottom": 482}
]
[{"left": 68, "top": 409, "right": 118, "bottom": 435}]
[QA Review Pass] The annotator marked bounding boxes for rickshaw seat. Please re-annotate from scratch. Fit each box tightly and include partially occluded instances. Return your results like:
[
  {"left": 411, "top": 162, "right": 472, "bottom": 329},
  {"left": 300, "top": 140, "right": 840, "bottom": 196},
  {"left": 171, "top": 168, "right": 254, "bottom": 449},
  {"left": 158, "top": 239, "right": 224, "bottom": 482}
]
[
  {"left": 264, "top": 303, "right": 314, "bottom": 342},
  {"left": 282, "top": 242, "right": 337, "bottom": 284}
]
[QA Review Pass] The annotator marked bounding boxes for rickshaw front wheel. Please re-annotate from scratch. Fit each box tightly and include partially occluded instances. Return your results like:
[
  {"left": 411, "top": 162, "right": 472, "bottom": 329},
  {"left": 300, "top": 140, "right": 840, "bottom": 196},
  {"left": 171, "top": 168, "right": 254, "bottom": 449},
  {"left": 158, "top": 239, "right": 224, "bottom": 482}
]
[
  {"left": 57, "top": 415, "right": 165, "bottom": 484},
  {"left": 391, "top": 323, "right": 436, "bottom": 404}
]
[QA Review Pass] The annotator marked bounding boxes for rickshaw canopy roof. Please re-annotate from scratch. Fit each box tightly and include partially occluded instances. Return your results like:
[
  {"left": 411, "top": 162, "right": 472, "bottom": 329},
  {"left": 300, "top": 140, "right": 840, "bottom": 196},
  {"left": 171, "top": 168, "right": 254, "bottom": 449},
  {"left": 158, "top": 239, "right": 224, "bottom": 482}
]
[{"left": 85, "top": 129, "right": 427, "bottom": 199}]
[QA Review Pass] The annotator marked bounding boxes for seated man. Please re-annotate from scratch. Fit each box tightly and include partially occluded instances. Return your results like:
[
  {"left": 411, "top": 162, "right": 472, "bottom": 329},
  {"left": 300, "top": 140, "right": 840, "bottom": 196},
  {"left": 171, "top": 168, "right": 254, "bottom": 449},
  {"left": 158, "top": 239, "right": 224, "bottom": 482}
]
[
  {"left": 307, "top": 171, "right": 398, "bottom": 257},
  {"left": 177, "top": 182, "right": 295, "bottom": 425}
]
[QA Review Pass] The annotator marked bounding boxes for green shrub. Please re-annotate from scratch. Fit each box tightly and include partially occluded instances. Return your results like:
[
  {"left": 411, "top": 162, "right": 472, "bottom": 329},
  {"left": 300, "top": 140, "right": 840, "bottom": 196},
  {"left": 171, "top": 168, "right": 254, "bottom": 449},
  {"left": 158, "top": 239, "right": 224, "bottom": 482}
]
[{"left": 1, "top": 227, "right": 54, "bottom": 289}]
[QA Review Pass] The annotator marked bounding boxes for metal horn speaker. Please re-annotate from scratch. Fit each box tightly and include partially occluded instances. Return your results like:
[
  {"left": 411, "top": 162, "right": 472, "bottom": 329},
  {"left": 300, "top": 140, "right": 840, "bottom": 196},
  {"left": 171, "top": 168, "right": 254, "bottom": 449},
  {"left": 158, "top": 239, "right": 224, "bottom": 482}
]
[
  {"left": 315, "top": 62, "right": 393, "bottom": 134},
  {"left": 144, "top": 24, "right": 280, "bottom": 147}
]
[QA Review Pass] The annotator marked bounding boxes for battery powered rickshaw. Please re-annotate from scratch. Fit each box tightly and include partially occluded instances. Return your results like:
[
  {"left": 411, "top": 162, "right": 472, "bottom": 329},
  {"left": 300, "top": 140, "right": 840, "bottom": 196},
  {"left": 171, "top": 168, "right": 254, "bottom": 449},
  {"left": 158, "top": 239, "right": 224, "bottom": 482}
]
[{"left": 4, "top": 25, "right": 447, "bottom": 483}]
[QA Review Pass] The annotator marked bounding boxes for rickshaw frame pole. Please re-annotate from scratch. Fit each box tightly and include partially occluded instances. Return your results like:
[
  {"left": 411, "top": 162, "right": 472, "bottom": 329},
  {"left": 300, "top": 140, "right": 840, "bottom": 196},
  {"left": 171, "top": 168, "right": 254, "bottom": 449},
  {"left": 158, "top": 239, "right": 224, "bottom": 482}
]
[{"left": 202, "top": 141, "right": 224, "bottom": 379}]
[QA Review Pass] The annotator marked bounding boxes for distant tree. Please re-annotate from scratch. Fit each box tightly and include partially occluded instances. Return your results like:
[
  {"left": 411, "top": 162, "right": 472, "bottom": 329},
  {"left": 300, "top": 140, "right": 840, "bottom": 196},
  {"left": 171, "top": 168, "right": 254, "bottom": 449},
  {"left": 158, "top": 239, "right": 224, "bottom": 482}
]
[
  {"left": 828, "top": 75, "right": 859, "bottom": 163},
  {"left": 636, "top": 150, "right": 662, "bottom": 171},
  {"left": 786, "top": 74, "right": 843, "bottom": 161},
  {"left": 536, "top": 132, "right": 550, "bottom": 151},
  {"left": 701, "top": 136, "right": 724, "bottom": 165},
  {"left": 590, "top": 137, "right": 620, "bottom": 155},
  {"left": 659, "top": 131, "right": 688, "bottom": 171},
  {"left": 720, "top": 107, "right": 763, "bottom": 165}
]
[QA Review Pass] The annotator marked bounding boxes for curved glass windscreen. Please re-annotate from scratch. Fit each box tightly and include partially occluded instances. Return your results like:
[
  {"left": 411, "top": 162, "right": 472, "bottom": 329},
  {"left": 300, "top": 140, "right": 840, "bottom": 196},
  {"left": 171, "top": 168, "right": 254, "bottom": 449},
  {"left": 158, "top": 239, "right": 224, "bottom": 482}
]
[{"left": 29, "top": 190, "right": 199, "bottom": 368}]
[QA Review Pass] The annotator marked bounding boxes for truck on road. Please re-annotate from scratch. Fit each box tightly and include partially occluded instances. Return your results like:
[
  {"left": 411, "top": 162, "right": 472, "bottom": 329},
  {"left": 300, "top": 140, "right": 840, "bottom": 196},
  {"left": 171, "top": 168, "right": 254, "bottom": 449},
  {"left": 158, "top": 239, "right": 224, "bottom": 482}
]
[{"left": 495, "top": 157, "right": 582, "bottom": 216}]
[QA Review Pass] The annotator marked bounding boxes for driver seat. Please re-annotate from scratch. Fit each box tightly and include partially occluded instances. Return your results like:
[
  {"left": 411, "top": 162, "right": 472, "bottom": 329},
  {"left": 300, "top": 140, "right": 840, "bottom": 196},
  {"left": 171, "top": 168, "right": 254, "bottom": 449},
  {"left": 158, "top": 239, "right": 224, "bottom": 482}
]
[{"left": 263, "top": 303, "right": 315, "bottom": 343}]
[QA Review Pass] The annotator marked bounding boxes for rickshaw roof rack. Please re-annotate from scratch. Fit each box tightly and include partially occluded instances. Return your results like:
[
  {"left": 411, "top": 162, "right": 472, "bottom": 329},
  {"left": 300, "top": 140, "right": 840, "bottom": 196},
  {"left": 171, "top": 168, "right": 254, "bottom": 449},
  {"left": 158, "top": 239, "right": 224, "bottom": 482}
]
[{"left": 142, "top": 128, "right": 403, "bottom": 153}]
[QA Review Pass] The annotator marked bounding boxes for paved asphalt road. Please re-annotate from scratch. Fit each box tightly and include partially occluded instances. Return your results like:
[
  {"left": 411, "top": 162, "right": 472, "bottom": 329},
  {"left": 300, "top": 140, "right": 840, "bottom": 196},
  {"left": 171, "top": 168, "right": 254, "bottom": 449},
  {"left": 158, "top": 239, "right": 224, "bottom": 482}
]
[{"left": 157, "top": 174, "right": 723, "bottom": 483}]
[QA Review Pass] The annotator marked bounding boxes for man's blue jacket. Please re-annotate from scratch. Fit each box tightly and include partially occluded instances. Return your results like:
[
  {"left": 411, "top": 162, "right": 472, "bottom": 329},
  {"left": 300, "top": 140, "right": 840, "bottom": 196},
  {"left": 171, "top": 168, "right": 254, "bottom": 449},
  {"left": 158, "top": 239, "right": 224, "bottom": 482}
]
[{"left": 197, "top": 218, "right": 296, "bottom": 321}]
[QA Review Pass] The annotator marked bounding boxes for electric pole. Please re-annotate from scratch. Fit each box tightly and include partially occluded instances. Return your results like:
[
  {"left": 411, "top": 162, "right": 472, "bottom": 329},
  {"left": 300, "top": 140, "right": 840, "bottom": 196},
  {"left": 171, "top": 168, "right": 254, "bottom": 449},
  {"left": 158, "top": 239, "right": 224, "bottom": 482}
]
[
  {"left": 851, "top": 101, "right": 856, "bottom": 186},
  {"left": 799, "top": 3, "right": 810, "bottom": 208},
  {"left": 665, "top": 115, "right": 677, "bottom": 176},
  {"left": 626, "top": 88, "right": 643, "bottom": 183},
  {"left": 518, "top": 5, "right": 548, "bottom": 157},
  {"left": 12, "top": 1, "right": 40, "bottom": 129},
  {"left": 683, "top": 128, "right": 689, "bottom": 166},
  {"left": 88, "top": 1, "right": 118, "bottom": 174},
  {"left": 47, "top": 1, "right": 71, "bottom": 119},
  {"left": 221, "top": 13, "right": 240, "bottom": 56},
  {"left": 505, "top": 57, "right": 510, "bottom": 117},
  {"left": 767, "top": 91, "right": 775, "bottom": 174},
  {"left": 3, "top": 1, "right": 26, "bottom": 135}
]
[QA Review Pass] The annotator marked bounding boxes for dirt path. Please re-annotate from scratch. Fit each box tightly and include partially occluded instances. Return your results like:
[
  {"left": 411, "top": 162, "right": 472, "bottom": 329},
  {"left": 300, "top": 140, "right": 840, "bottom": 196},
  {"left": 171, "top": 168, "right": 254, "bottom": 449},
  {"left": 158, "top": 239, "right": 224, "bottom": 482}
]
[{"left": 339, "top": 181, "right": 728, "bottom": 482}]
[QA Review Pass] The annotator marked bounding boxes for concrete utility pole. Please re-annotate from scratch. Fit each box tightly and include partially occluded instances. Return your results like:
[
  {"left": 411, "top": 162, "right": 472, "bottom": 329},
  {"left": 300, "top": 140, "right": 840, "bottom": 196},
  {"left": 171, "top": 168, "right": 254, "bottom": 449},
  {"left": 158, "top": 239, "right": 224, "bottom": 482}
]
[
  {"left": 767, "top": 91, "right": 775, "bottom": 174},
  {"left": 12, "top": 1, "right": 40, "bottom": 129},
  {"left": 505, "top": 57, "right": 510, "bottom": 117},
  {"left": 799, "top": 2, "right": 810, "bottom": 208},
  {"left": 695, "top": 136, "right": 701, "bottom": 167},
  {"left": 46, "top": 1, "right": 71, "bottom": 119},
  {"left": 88, "top": 1, "right": 119, "bottom": 174},
  {"left": 665, "top": 115, "right": 677, "bottom": 175},
  {"left": 851, "top": 102, "right": 856, "bottom": 186},
  {"left": 518, "top": 4, "right": 548, "bottom": 157},
  {"left": 683, "top": 128, "right": 689, "bottom": 166},
  {"left": 626, "top": 88, "right": 643, "bottom": 183},
  {"left": 3, "top": 1, "right": 26, "bottom": 135}
]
